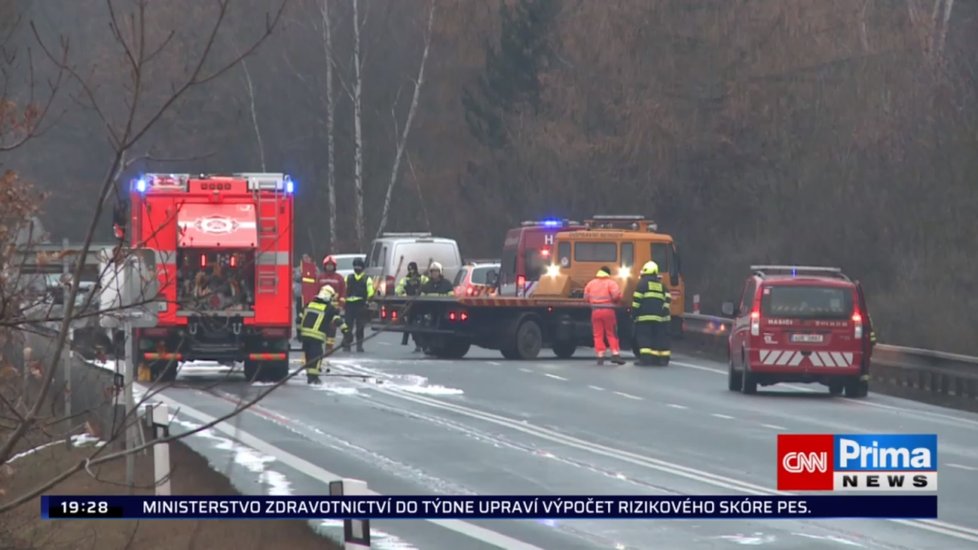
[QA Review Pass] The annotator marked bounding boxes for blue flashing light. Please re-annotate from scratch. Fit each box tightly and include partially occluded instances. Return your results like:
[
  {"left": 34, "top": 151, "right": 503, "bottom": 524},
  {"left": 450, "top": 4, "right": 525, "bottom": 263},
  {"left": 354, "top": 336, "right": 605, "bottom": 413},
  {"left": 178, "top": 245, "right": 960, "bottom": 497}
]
[
  {"left": 135, "top": 178, "right": 147, "bottom": 193},
  {"left": 285, "top": 175, "right": 294, "bottom": 194},
  {"left": 792, "top": 268, "right": 797, "bottom": 277},
  {"left": 541, "top": 219, "right": 562, "bottom": 227}
]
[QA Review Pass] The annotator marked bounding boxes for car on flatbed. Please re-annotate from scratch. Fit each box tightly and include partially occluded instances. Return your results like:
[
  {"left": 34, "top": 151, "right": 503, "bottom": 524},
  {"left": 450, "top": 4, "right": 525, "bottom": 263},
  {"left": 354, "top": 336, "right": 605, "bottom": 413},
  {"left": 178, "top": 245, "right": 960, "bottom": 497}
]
[
  {"left": 453, "top": 260, "right": 500, "bottom": 298},
  {"left": 722, "top": 265, "right": 876, "bottom": 397}
]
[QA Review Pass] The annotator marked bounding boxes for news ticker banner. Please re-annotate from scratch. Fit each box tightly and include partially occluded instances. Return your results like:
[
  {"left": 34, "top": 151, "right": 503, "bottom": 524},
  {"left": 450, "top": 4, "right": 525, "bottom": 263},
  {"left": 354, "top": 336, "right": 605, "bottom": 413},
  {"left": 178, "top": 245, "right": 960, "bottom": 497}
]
[
  {"left": 42, "top": 495, "right": 937, "bottom": 520},
  {"left": 777, "top": 434, "right": 939, "bottom": 491}
]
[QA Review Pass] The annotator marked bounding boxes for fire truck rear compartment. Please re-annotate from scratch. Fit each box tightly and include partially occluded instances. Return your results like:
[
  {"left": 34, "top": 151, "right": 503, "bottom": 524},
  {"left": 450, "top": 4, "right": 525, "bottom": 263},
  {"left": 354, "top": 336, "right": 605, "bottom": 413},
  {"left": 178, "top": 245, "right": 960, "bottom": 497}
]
[{"left": 176, "top": 248, "right": 256, "bottom": 314}]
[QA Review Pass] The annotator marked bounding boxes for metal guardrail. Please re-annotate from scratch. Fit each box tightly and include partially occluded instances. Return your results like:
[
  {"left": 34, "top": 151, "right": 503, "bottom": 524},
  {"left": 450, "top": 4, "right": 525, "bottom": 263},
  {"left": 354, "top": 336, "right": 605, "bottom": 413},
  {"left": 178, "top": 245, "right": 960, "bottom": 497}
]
[{"left": 681, "top": 313, "right": 978, "bottom": 411}]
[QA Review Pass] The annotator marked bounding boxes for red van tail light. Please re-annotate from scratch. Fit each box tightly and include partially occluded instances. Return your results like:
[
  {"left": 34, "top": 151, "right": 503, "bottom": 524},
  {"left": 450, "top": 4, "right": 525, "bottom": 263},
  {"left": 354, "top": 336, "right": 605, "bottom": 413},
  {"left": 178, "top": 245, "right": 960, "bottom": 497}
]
[
  {"left": 750, "top": 309, "right": 760, "bottom": 336},
  {"left": 852, "top": 311, "right": 863, "bottom": 339}
]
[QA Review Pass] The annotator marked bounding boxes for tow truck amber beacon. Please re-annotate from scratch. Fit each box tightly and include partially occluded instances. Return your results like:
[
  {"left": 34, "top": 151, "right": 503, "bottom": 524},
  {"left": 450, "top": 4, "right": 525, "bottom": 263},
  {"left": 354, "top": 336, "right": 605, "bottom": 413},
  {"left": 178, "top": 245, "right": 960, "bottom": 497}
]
[{"left": 129, "top": 173, "right": 295, "bottom": 382}]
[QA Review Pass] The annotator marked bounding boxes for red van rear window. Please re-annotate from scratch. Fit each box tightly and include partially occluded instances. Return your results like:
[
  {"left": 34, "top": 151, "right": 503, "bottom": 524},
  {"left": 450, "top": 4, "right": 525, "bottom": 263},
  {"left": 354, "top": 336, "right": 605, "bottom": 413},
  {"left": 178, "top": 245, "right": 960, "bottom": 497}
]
[{"left": 761, "top": 286, "right": 853, "bottom": 319}]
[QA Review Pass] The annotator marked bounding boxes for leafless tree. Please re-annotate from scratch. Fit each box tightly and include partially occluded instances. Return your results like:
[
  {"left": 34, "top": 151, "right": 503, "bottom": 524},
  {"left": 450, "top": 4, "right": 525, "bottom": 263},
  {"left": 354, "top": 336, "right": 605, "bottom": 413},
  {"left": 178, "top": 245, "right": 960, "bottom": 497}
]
[
  {"left": 321, "top": 0, "right": 338, "bottom": 251},
  {"left": 375, "top": 0, "right": 437, "bottom": 238},
  {"left": 0, "top": 0, "right": 288, "bottom": 506},
  {"left": 351, "top": 0, "right": 366, "bottom": 251}
]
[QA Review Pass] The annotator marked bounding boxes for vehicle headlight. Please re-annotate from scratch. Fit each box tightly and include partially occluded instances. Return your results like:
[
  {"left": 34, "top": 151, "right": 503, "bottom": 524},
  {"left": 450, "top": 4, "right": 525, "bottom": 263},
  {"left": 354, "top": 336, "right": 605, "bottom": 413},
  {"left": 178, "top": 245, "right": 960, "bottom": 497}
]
[
  {"left": 546, "top": 264, "right": 560, "bottom": 277},
  {"left": 618, "top": 266, "right": 631, "bottom": 279}
]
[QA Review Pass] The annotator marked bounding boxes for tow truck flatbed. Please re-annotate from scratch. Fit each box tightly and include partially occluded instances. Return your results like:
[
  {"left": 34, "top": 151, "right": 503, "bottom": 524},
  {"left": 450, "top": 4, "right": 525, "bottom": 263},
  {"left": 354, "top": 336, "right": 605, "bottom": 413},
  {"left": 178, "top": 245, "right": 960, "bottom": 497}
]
[{"left": 370, "top": 294, "right": 640, "bottom": 360}]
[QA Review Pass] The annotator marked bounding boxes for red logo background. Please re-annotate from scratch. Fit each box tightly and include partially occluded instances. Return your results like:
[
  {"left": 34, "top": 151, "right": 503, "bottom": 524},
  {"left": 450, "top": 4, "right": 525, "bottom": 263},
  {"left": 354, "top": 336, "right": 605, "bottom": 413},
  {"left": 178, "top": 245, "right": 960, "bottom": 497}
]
[{"left": 777, "top": 434, "right": 834, "bottom": 491}]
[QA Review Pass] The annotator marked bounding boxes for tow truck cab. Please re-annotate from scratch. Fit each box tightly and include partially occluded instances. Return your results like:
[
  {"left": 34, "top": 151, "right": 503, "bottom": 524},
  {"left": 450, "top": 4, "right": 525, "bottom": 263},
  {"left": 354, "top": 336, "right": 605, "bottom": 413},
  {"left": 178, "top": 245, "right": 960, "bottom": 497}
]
[
  {"left": 535, "top": 215, "right": 685, "bottom": 336},
  {"left": 723, "top": 265, "right": 874, "bottom": 397},
  {"left": 498, "top": 219, "right": 585, "bottom": 297}
]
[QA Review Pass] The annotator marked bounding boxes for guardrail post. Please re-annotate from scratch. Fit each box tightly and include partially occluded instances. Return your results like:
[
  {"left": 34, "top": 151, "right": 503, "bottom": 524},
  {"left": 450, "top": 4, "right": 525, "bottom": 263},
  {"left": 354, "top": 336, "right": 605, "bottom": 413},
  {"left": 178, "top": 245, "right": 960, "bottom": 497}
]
[
  {"left": 329, "top": 478, "right": 371, "bottom": 549},
  {"left": 64, "top": 326, "right": 74, "bottom": 448},
  {"left": 144, "top": 403, "right": 172, "bottom": 496}
]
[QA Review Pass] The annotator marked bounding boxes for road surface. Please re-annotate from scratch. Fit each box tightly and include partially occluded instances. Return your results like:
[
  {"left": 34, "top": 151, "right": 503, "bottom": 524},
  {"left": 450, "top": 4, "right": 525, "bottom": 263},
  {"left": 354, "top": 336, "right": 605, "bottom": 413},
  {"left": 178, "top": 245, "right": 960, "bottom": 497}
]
[{"left": 155, "top": 332, "right": 978, "bottom": 549}]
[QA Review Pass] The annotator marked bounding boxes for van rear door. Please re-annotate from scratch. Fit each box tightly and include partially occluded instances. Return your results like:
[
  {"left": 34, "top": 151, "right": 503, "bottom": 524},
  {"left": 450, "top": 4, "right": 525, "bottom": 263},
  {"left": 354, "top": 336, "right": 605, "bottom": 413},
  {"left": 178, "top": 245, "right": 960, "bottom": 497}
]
[{"left": 758, "top": 283, "right": 861, "bottom": 374}]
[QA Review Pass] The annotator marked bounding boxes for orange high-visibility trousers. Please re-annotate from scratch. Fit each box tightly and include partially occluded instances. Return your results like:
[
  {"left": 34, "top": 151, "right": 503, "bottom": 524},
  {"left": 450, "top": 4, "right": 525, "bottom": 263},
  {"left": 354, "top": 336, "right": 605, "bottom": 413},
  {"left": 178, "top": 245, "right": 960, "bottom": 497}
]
[{"left": 591, "top": 308, "right": 620, "bottom": 356}]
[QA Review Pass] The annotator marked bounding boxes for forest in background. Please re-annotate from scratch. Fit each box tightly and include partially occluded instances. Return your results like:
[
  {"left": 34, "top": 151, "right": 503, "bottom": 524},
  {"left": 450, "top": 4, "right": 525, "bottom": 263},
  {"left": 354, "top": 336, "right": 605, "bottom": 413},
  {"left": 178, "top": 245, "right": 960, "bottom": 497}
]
[{"left": 2, "top": 0, "right": 976, "bottom": 354}]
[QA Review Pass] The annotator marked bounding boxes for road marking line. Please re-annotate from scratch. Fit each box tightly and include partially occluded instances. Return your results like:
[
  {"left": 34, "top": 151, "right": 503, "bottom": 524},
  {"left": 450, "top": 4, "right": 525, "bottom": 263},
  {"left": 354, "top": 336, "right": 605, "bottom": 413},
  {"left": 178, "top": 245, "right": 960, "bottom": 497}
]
[
  {"left": 711, "top": 413, "right": 734, "bottom": 420},
  {"left": 330, "top": 361, "right": 978, "bottom": 544},
  {"left": 613, "top": 391, "right": 642, "bottom": 400},
  {"left": 762, "top": 424, "right": 787, "bottom": 430},
  {"left": 588, "top": 385, "right": 605, "bottom": 391},
  {"left": 487, "top": 361, "right": 502, "bottom": 366},
  {"left": 148, "top": 389, "right": 545, "bottom": 550},
  {"left": 666, "top": 403, "right": 688, "bottom": 409},
  {"left": 518, "top": 368, "right": 533, "bottom": 373},
  {"left": 947, "top": 463, "right": 978, "bottom": 471},
  {"left": 544, "top": 373, "right": 568, "bottom": 381}
]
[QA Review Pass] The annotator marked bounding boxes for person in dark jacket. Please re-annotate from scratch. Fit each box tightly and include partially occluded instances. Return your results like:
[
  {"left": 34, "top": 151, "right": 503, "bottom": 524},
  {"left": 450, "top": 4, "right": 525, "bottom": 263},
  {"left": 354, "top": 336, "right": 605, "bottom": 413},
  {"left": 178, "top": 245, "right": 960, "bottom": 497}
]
[
  {"left": 298, "top": 285, "right": 349, "bottom": 384},
  {"left": 631, "top": 261, "right": 672, "bottom": 366},
  {"left": 415, "top": 262, "right": 454, "bottom": 353},
  {"left": 420, "top": 262, "right": 453, "bottom": 295},
  {"left": 395, "top": 262, "right": 428, "bottom": 351},
  {"left": 342, "top": 257, "right": 374, "bottom": 352}
]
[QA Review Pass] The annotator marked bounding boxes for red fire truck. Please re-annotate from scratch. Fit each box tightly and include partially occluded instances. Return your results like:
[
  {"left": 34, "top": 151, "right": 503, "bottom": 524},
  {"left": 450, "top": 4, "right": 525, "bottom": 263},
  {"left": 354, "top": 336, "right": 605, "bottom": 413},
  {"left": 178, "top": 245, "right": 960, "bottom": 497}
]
[
  {"left": 129, "top": 173, "right": 294, "bottom": 382},
  {"left": 498, "top": 218, "right": 585, "bottom": 297}
]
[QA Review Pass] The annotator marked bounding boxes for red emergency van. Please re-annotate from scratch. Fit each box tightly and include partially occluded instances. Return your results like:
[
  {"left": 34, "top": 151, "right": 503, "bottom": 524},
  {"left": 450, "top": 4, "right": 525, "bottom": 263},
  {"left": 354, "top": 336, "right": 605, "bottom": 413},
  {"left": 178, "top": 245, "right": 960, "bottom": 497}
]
[
  {"left": 498, "top": 219, "right": 585, "bottom": 297},
  {"left": 723, "top": 265, "right": 875, "bottom": 398}
]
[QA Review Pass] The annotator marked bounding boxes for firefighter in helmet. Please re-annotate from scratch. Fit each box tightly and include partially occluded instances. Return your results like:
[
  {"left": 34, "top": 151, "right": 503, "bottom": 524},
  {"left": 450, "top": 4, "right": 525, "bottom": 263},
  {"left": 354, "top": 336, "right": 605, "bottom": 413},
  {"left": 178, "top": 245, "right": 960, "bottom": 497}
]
[
  {"left": 395, "top": 261, "right": 428, "bottom": 351},
  {"left": 631, "top": 261, "right": 672, "bottom": 366},
  {"left": 298, "top": 284, "right": 348, "bottom": 384}
]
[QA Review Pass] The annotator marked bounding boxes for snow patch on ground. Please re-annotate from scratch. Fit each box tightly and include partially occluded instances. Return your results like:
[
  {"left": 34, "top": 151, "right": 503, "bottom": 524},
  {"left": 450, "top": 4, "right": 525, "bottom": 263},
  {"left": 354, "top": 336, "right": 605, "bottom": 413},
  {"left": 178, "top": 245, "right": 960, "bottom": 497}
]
[
  {"left": 7, "top": 440, "right": 61, "bottom": 463},
  {"left": 311, "top": 384, "right": 359, "bottom": 395},
  {"left": 171, "top": 418, "right": 418, "bottom": 549},
  {"left": 398, "top": 384, "right": 463, "bottom": 396},
  {"left": 7, "top": 434, "right": 106, "bottom": 464},
  {"left": 71, "top": 433, "right": 104, "bottom": 447},
  {"left": 85, "top": 359, "right": 120, "bottom": 373},
  {"left": 337, "top": 366, "right": 464, "bottom": 396}
]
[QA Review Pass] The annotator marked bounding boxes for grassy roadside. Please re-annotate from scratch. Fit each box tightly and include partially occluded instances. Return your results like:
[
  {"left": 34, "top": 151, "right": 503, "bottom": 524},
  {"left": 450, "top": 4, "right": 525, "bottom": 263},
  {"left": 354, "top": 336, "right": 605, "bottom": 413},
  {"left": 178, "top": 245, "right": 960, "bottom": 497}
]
[{"left": 0, "top": 433, "right": 341, "bottom": 549}]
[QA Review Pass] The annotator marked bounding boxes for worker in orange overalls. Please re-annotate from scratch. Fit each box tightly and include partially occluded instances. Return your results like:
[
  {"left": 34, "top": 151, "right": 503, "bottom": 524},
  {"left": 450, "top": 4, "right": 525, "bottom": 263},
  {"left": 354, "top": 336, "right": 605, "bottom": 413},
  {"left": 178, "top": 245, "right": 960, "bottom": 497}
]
[{"left": 584, "top": 266, "right": 626, "bottom": 366}]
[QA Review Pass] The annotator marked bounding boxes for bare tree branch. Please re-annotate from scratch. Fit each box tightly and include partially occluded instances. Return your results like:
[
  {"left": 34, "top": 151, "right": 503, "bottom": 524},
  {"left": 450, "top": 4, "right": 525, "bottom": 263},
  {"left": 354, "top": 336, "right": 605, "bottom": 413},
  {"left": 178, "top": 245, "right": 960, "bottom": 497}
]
[
  {"left": 0, "top": 0, "right": 288, "bottom": 469},
  {"left": 322, "top": 0, "right": 338, "bottom": 251},
  {"left": 351, "top": 0, "right": 366, "bottom": 250},
  {"left": 375, "top": 0, "right": 437, "bottom": 238}
]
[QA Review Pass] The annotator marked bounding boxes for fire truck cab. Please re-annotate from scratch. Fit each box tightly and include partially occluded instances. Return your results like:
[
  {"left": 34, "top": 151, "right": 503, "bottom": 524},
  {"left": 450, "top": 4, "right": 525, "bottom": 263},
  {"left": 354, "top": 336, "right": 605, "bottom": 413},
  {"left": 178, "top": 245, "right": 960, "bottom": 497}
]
[
  {"left": 129, "top": 173, "right": 294, "bottom": 382},
  {"left": 498, "top": 218, "right": 585, "bottom": 297},
  {"left": 723, "top": 265, "right": 875, "bottom": 397}
]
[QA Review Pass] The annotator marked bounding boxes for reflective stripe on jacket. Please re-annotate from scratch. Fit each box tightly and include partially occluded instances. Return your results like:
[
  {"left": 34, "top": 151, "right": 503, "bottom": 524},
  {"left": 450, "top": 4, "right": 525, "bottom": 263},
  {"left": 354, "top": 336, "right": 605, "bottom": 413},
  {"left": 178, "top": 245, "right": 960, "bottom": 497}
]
[
  {"left": 345, "top": 272, "right": 374, "bottom": 302},
  {"left": 299, "top": 300, "right": 346, "bottom": 341},
  {"left": 632, "top": 275, "right": 671, "bottom": 323}
]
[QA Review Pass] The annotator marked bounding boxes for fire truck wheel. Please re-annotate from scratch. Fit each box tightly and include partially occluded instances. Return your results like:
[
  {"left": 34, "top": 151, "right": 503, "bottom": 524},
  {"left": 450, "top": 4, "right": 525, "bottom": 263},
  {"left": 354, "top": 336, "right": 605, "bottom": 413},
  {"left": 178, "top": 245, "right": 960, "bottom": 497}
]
[
  {"left": 266, "top": 360, "right": 290, "bottom": 382},
  {"left": 243, "top": 361, "right": 259, "bottom": 382},
  {"left": 514, "top": 319, "right": 543, "bottom": 360},
  {"left": 553, "top": 340, "right": 576, "bottom": 359},
  {"left": 828, "top": 381, "right": 844, "bottom": 396}
]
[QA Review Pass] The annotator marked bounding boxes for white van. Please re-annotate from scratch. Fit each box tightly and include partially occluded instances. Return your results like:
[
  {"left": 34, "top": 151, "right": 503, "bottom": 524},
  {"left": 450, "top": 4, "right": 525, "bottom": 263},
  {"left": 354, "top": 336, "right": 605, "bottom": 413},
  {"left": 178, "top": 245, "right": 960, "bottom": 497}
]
[{"left": 366, "top": 233, "right": 463, "bottom": 295}]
